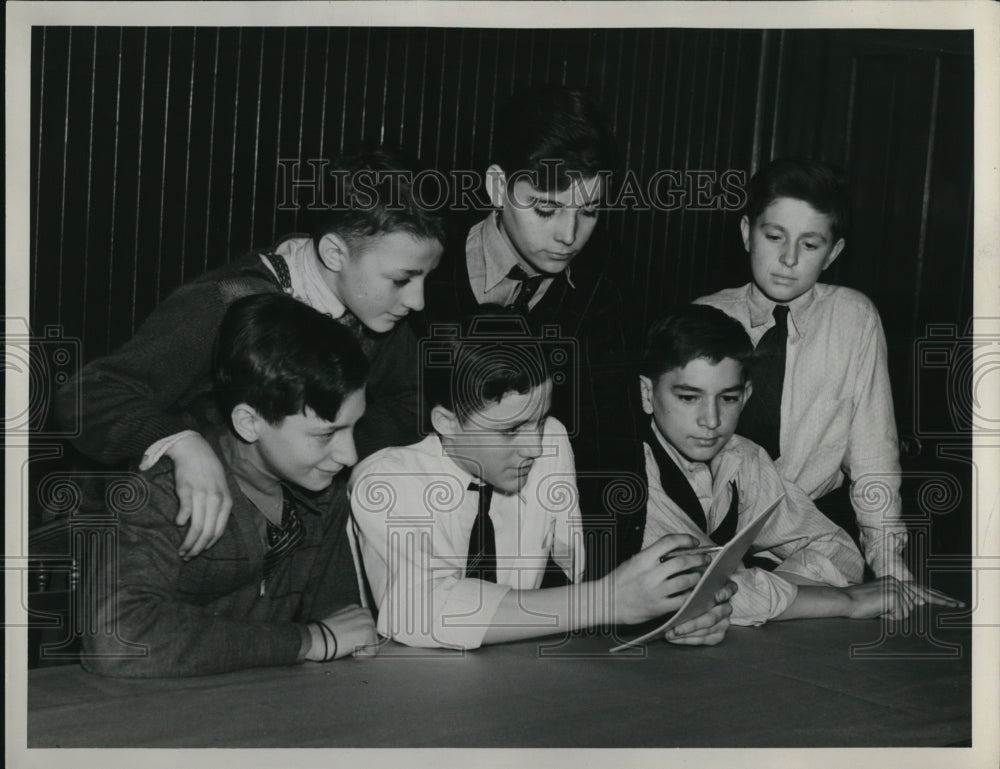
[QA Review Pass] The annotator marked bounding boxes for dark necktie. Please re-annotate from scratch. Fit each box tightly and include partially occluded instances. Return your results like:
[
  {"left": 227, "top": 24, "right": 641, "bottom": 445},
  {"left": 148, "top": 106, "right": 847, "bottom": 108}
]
[
  {"left": 699, "top": 481, "right": 772, "bottom": 570},
  {"left": 644, "top": 423, "right": 708, "bottom": 534},
  {"left": 262, "top": 487, "right": 306, "bottom": 583},
  {"left": 507, "top": 264, "right": 545, "bottom": 313},
  {"left": 738, "top": 305, "right": 789, "bottom": 459},
  {"left": 465, "top": 482, "right": 497, "bottom": 582},
  {"left": 645, "top": 424, "right": 743, "bottom": 542},
  {"left": 709, "top": 481, "right": 741, "bottom": 545}
]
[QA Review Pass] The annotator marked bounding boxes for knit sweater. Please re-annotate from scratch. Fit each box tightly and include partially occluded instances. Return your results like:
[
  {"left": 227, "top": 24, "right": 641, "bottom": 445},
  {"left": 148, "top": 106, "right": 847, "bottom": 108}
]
[
  {"left": 56, "top": 246, "right": 422, "bottom": 464},
  {"left": 81, "top": 431, "right": 361, "bottom": 678}
]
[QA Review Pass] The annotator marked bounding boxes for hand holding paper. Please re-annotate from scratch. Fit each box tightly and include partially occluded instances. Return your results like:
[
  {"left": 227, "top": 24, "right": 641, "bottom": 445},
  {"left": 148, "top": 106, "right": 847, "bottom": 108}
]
[
  {"left": 664, "top": 580, "right": 738, "bottom": 646},
  {"left": 611, "top": 497, "right": 783, "bottom": 651}
]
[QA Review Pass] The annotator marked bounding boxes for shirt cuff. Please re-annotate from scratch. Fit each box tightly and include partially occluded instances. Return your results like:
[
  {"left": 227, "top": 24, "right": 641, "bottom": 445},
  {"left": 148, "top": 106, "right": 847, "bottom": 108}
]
[
  {"left": 775, "top": 550, "right": 853, "bottom": 588},
  {"left": 861, "top": 528, "right": 914, "bottom": 581},
  {"left": 728, "top": 569, "right": 799, "bottom": 626},
  {"left": 139, "top": 430, "right": 202, "bottom": 471}
]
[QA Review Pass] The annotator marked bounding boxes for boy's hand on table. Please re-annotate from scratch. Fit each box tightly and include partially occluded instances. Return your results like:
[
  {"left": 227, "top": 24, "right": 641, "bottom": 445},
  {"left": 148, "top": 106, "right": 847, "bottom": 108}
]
[
  {"left": 665, "top": 581, "right": 737, "bottom": 646},
  {"left": 844, "top": 577, "right": 964, "bottom": 621},
  {"left": 898, "top": 581, "right": 965, "bottom": 610},
  {"left": 605, "top": 534, "right": 713, "bottom": 626},
  {"left": 166, "top": 433, "right": 233, "bottom": 559},
  {"left": 306, "top": 605, "right": 378, "bottom": 661}
]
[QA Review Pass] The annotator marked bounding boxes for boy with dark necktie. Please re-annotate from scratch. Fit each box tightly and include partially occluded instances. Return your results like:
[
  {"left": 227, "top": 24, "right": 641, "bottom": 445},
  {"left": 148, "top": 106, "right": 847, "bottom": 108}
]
[
  {"left": 350, "top": 312, "right": 735, "bottom": 649},
  {"left": 697, "top": 158, "right": 910, "bottom": 583},
  {"left": 425, "top": 85, "right": 643, "bottom": 580},
  {"left": 632, "top": 303, "right": 962, "bottom": 624}
]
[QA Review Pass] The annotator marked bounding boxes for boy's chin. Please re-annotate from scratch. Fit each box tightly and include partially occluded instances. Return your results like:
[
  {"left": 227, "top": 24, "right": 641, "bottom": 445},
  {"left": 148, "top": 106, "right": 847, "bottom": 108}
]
[
  {"left": 491, "top": 471, "right": 531, "bottom": 495},
  {"left": 755, "top": 279, "right": 811, "bottom": 304},
  {"left": 289, "top": 474, "right": 338, "bottom": 493},
  {"left": 679, "top": 439, "right": 728, "bottom": 463},
  {"left": 357, "top": 316, "right": 395, "bottom": 334}
]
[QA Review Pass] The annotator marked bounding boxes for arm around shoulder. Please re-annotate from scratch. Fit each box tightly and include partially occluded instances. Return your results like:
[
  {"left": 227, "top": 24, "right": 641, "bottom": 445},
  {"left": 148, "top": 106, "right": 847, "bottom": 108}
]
[{"left": 60, "top": 279, "right": 237, "bottom": 465}]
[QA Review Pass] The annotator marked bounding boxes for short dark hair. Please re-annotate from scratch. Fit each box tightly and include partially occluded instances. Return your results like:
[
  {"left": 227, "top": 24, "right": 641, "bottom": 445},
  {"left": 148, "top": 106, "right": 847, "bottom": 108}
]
[
  {"left": 213, "top": 294, "right": 369, "bottom": 426},
  {"left": 642, "top": 304, "right": 754, "bottom": 382},
  {"left": 422, "top": 308, "right": 551, "bottom": 425},
  {"left": 493, "top": 85, "right": 616, "bottom": 193},
  {"left": 310, "top": 146, "right": 447, "bottom": 252},
  {"left": 744, "top": 157, "right": 850, "bottom": 241}
]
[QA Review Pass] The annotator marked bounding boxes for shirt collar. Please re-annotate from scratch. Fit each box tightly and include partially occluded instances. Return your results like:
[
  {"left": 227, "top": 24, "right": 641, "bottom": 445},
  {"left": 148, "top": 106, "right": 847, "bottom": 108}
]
[
  {"left": 274, "top": 236, "right": 348, "bottom": 320},
  {"left": 218, "top": 432, "right": 284, "bottom": 525},
  {"left": 648, "top": 418, "right": 704, "bottom": 478},
  {"left": 429, "top": 433, "right": 479, "bottom": 491},
  {"left": 746, "top": 282, "right": 817, "bottom": 340},
  {"left": 479, "top": 212, "right": 574, "bottom": 293}
]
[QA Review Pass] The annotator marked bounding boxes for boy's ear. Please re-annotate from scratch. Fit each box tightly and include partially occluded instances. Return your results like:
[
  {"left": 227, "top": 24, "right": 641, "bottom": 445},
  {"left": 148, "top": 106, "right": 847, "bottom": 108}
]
[
  {"left": 316, "top": 232, "right": 352, "bottom": 272},
  {"left": 740, "top": 379, "right": 753, "bottom": 408},
  {"left": 485, "top": 164, "right": 507, "bottom": 209},
  {"left": 430, "top": 404, "right": 461, "bottom": 436},
  {"left": 822, "top": 238, "right": 846, "bottom": 270},
  {"left": 739, "top": 215, "right": 751, "bottom": 253},
  {"left": 230, "top": 403, "right": 263, "bottom": 443},
  {"left": 638, "top": 375, "right": 655, "bottom": 415}
]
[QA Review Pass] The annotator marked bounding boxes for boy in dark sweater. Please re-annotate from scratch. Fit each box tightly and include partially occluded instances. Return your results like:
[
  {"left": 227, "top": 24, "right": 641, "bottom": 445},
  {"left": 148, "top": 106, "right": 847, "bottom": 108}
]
[
  {"left": 83, "top": 294, "right": 377, "bottom": 677},
  {"left": 425, "top": 85, "right": 642, "bottom": 579},
  {"left": 57, "top": 148, "right": 444, "bottom": 560}
]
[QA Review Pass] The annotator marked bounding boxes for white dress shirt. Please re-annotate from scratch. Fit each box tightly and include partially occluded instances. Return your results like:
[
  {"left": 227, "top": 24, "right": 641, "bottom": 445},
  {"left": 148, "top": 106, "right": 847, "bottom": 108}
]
[
  {"left": 350, "top": 417, "right": 585, "bottom": 649},
  {"left": 696, "top": 282, "right": 911, "bottom": 580},
  {"left": 643, "top": 423, "right": 865, "bottom": 625}
]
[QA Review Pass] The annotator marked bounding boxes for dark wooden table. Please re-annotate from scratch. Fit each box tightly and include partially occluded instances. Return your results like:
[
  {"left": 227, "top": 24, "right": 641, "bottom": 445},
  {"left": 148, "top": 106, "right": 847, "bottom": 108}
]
[{"left": 27, "top": 609, "right": 971, "bottom": 748}]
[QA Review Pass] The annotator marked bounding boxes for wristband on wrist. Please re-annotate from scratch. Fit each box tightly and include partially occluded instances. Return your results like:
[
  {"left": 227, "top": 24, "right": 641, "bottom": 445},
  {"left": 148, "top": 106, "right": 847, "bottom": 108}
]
[
  {"left": 312, "top": 621, "right": 328, "bottom": 662},
  {"left": 316, "top": 620, "right": 338, "bottom": 661}
]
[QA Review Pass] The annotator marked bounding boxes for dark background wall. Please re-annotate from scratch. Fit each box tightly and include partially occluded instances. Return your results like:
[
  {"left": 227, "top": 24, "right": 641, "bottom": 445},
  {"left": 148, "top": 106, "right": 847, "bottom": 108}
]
[{"left": 29, "top": 27, "right": 974, "bottom": 560}]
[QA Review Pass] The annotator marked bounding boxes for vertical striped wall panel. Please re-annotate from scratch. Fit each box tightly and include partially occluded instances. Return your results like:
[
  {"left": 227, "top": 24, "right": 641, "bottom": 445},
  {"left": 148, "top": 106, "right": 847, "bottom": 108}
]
[
  {"left": 31, "top": 27, "right": 766, "bottom": 362},
  {"left": 29, "top": 27, "right": 972, "bottom": 437}
]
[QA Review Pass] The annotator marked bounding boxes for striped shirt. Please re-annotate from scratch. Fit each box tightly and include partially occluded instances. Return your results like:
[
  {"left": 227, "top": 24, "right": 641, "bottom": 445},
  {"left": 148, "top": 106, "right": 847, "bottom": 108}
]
[
  {"left": 643, "top": 426, "right": 865, "bottom": 625},
  {"left": 696, "top": 282, "right": 911, "bottom": 580}
]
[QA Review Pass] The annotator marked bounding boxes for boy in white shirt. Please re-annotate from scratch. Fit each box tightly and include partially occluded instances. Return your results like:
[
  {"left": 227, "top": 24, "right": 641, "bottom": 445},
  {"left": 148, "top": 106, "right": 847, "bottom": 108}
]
[
  {"left": 697, "top": 157, "right": 909, "bottom": 581},
  {"left": 636, "top": 304, "right": 963, "bottom": 624},
  {"left": 351, "top": 312, "right": 736, "bottom": 649}
]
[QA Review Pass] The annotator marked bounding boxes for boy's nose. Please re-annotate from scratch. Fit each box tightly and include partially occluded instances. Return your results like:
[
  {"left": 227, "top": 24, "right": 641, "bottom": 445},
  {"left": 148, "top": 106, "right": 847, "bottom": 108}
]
[
  {"left": 517, "top": 431, "right": 544, "bottom": 459},
  {"left": 554, "top": 211, "right": 577, "bottom": 246},
  {"left": 779, "top": 246, "right": 798, "bottom": 268},
  {"left": 331, "top": 433, "right": 359, "bottom": 468},
  {"left": 401, "top": 279, "right": 426, "bottom": 312},
  {"left": 697, "top": 401, "right": 721, "bottom": 430}
]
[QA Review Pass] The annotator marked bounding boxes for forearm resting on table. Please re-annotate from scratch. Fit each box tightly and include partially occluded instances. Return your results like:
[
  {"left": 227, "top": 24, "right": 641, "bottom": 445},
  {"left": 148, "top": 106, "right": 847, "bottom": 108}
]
[
  {"left": 482, "top": 581, "right": 612, "bottom": 644},
  {"left": 772, "top": 584, "right": 854, "bottom": 620}
]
